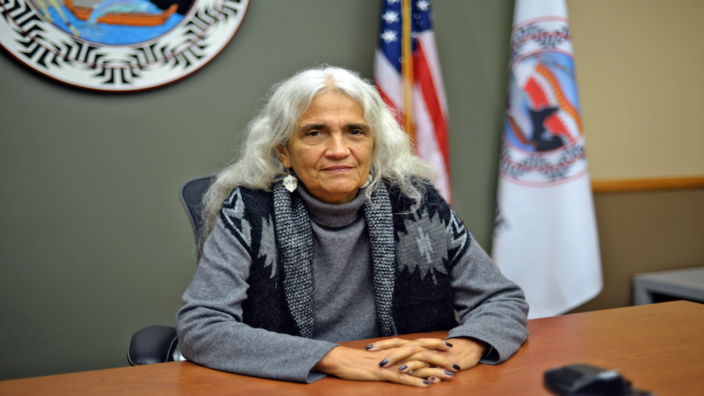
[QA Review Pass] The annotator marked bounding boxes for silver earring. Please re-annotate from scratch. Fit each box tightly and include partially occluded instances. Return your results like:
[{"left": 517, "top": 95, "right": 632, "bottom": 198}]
[
  {"left": 283, "top": 169, "right": 298, "bottom": 192},
  {"left": 362, "top": 174, "right": 372, "bottom": 189}
]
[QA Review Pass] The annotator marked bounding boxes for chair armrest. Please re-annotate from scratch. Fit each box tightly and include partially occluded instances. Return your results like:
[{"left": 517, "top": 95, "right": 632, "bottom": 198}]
[{"left": 127, "top": 325, "right": 178, "bottom": 366}]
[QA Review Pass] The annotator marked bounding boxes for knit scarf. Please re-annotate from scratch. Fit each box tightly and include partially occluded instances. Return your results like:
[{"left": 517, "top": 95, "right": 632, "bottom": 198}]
[{"left": 272, "top": 181, "right": 397, "bottom": 338}]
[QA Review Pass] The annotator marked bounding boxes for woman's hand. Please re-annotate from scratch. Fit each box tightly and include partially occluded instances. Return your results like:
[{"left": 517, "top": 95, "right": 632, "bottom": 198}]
[
  {"left": 366, "top": 337, "right": 487, "bottom": 383},
  {"left": 313, "top": 340, "right": 459, "bottom": 387},
  {"left": 439, "top": 337, "right": 488, "bottom": 371},
  {"left": 363, "top": 338, "right": 461, "bottom": 384}
]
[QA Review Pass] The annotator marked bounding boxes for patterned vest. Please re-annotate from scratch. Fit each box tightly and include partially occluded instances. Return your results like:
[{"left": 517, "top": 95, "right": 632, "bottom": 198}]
[{"left": 219, "top": 180, "right": 470, "bottom": 338}]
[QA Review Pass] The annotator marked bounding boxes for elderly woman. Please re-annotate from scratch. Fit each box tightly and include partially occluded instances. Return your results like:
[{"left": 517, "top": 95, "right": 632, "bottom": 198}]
[{"left": 175, "top": 66, "right": 528, "bottom": 387}]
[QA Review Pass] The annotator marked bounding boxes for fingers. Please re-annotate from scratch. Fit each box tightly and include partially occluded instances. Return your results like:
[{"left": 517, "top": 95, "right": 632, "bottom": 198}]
[
  {"left": 377, "top": 361, "right": 435, "bottom": 387},
  {"left": 366, "top": 337, "right": 453, "bottom": 352},
  {"left": 375, "top": 360, "right": 434, "bottom": 387},
  {"left": 397, "top": 360, "right": 431, "bottom": 373},
  {"left": 382, "top": 371, "right": 433, "bottom": 387},
  {"left": 439, "top": 338, "right": 486, "bottom": 372},
  {"left": 364, "top": 337, "right": 409, "bottom": 351},
  {"left": 380, "top": 344, "right": 459, "bottom": 372},
  {"left": 405, "top": 367, "right": 456, "bottom": 381},
  {"left": 360, "top": 337, "right": 462, "bottom": 386},
  {"left": 314, "top": 346, "right": 434, "bottom": 387}
]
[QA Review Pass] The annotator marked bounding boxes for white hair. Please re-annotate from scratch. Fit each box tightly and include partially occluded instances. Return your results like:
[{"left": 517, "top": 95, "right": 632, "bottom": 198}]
[{"left": 200, "top": 65, "right": 435, "bottom": 246}]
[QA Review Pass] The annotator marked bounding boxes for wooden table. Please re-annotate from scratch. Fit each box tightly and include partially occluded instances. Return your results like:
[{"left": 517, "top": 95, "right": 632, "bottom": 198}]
[{"left": 1, "top": 301, "right": 702, "bottom": 396}]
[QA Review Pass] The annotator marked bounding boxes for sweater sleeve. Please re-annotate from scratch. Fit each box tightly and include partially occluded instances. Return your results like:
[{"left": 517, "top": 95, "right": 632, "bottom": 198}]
[
  {"left": 445, "top": 232, "right": 529, "bottom": 364},
  {"left": 175, "top": 216, "right": 337, "bottom": 383}
]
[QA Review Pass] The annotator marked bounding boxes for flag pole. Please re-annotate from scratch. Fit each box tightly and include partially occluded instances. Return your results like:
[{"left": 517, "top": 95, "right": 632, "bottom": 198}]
[
  {"left": 401, "top": 0, "right": 415, "bottom": 145},
  {"left": 375, "top": 0, "right": 452, "bottom": 201}
]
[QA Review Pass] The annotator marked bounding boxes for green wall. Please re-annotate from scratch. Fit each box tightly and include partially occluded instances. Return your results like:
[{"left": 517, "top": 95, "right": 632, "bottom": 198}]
[{"left": 0, "top": 0, "right": 513, "bottom": 380}]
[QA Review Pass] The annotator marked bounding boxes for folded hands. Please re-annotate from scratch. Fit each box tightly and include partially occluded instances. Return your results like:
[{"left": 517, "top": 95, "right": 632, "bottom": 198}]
[{"left": 313, "top": 337, "right": 487, "bottom": 387}]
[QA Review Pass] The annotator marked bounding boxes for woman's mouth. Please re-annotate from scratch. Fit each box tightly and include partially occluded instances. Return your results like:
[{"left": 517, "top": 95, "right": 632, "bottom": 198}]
[{"left": 323, "top": 166, "right": 353, "bottom": 173}]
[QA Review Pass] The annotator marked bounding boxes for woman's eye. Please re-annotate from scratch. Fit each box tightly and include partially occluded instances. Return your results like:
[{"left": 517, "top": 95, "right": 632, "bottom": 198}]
[
  {"left": 306, "top": 130, "right": 321, "bottom": 137},
  {"left": 350, "top": 129, "right": 364, "bottom": 135}
]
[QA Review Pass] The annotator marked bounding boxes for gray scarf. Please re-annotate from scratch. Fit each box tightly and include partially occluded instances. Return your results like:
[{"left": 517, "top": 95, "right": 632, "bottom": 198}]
[{"left": 272, "top": 181, "right": 397, "bottom": 338}]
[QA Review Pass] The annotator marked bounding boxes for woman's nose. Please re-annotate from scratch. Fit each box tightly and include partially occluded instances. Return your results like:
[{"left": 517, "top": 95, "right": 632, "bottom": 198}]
[{"left": 326, "top": 134, "right": 350, "bottom": 158}]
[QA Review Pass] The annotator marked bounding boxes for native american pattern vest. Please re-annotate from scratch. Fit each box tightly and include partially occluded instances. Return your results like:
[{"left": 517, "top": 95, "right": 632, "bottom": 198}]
[{"left": 219, "top": 180, "right": 470, "bottom": 338}]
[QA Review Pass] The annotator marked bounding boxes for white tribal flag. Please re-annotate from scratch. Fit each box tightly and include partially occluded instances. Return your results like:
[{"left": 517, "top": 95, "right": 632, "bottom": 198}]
[{"left": 492, "top": 0, "right": 602, "bottom": 319}]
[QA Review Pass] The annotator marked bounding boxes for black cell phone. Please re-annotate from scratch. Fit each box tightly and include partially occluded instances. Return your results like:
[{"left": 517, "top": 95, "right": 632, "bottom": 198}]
[{"left": 544, "top": 364, "right": 654, "bottom": 396}]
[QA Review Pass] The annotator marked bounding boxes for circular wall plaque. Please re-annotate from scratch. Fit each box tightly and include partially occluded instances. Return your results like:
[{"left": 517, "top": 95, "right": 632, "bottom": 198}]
[{"left": 0, "top": 0, "right": 249, "bottom": 91}]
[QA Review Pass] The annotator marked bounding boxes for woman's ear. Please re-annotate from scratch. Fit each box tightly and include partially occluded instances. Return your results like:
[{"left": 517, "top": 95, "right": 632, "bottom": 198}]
[{"left": 276, "top": 145, "right": 292, "bottom": 168}]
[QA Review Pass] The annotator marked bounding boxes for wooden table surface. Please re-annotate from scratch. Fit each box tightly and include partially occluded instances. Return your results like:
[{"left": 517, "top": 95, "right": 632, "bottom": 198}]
[{"left": 1, "top": 301, "right": 702, "bottom": 396}]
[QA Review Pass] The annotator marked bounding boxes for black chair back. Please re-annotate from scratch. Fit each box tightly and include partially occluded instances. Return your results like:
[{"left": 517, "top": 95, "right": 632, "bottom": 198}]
[
  {"left": 127, "top": 174, "right": 217, "bottom": 366},
  {"left": 179, "top": 174, "right": 216, "bottom": 246}
]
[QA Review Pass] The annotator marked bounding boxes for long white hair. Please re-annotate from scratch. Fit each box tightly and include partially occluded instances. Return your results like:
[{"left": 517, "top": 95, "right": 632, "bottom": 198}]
[{"left": 200, "top": 65, "right": 435, "bottom": 246}]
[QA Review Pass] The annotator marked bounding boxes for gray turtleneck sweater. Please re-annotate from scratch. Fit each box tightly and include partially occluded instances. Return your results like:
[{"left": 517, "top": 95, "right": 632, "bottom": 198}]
[{"left": 175, "top": 186, "right": 529, "bottom": 383}]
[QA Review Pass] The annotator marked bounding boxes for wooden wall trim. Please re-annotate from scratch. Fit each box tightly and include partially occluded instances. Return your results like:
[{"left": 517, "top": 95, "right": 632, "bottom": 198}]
[{"left": 591, "top": 175, "right": 704, "bottom": 193}]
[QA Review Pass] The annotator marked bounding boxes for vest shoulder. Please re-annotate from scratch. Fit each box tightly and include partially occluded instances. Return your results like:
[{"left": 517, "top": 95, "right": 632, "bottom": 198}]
[
  {"left": 227, "top": 185, "right": 274, "bottom": 200},
  {"left": 220, "top": 186, "right": 274, "bottom": 251},
  {"left": 385, "top": 178, "right": 448, "bottom": 213},
  {"left": 222, "top": 186, "right": 274, "bottom": 213}
]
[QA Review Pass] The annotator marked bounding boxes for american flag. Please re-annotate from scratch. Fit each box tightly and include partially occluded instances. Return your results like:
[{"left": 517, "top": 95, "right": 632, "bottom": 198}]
[{"left": 374, "top": 0, "right": 451, "bottom": 202}]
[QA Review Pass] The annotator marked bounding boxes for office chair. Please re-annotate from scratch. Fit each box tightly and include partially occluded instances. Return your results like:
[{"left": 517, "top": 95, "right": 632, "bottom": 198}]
[{"left": 126, "top": 174, "right": 216, "bottom": 366}]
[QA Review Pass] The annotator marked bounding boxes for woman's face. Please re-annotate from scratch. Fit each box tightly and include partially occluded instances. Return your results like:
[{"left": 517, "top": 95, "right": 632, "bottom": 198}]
[{"left": 277, "top": 91, "right": 373, "bottom": 205}]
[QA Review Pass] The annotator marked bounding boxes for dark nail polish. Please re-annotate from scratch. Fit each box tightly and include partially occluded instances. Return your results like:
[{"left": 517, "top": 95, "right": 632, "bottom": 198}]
[
  {"left": 399, "top": 365, "right": 408, "bottom": 371},
  {"left": 430, "top": 377, "right": 437, "bottom": 381},
  {"left": 379, "top": 358, "right": 389, "bottom": 367},
  {"left": 445, "top": 341, "right": 453, "bottom": 347},
  {"left": 365, "top": 344, "right": 374, "bottom": 350},
  {"left": 452, "top": 363, "right": 461, "bottom": 371},
  {"left": 444, "top": 370, "right": 455, "bottom": 376},
  {"left": 423, "top": 380, "right": 431, "bottom": 385}
]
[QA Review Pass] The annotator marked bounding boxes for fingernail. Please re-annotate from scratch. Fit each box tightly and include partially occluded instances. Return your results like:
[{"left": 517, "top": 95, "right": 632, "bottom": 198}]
[
  {"left": 379, "top": 358, "right": 389, "bottom": 367},
  {"left": 452, "top": 363, "right": 461, "bottom": 371},
  {"left": 423, "top": 380, "right": 431, "bottom": 385},
  {"left": 399, "top": 364, "right": 408, "bottom": 371},
  {"left": 445, "top": 341, "right": 453, "bottom": 347},
  {"left": 365, "top": 344, "right": 374, "bottom": 350},
  {"left": 444, "top": 370, "right": 455, "bottom": 376},
  {"left": 430, "top": 377, "right": 437, "bottom": 381}
]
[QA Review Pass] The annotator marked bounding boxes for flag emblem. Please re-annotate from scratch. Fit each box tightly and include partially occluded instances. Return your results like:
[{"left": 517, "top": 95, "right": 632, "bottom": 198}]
[{"left": 500, "top": 18, "right": 587, "bottom": 186}]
